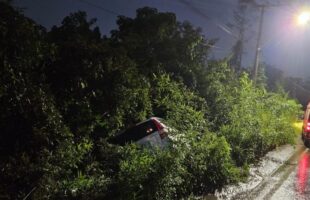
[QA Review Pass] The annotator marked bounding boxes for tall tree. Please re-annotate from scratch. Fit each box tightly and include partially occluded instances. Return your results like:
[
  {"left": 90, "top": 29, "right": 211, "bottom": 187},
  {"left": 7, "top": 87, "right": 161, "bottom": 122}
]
[
  {"left": 110, "top": 7, "right": 214, "bottom": 95},
  {"left": 0, "top": 3, "right": 81, "bottom": 198}
]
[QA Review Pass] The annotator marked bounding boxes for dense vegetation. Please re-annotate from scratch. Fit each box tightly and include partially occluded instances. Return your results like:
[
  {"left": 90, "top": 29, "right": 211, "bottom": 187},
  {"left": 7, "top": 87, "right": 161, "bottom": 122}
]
[{"left": 0, "top": 2, "right": 301, "bottom": 199}]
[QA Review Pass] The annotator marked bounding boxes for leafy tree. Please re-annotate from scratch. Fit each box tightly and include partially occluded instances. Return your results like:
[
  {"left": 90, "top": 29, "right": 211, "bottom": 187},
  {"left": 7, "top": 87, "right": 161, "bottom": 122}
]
[
  {"left": 0, "top": 2, "right": 86, "bottom": 199},
  {"left": 202, "top": 60, "right": 238, "bottom": 130},
  {"left": 220, "top": 73, "right": 300, "bottom": 166},
  {"left": 110, "top": 7, "right": 213, "bottom": 95}
]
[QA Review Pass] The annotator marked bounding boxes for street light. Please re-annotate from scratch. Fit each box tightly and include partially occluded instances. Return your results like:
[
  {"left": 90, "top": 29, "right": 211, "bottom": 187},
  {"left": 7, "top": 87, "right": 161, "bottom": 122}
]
[
  {"left": 297, "top": 11, "right": 310, "bottom": 26},
  {"left": 252, "top": 5, "right": 308, "bottom": 85}
]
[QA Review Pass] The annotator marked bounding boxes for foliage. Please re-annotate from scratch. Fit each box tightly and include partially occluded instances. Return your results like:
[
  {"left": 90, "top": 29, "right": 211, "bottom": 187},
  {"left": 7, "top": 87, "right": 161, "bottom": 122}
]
[
  {"left": 181, "top": 133, "right": 241, "bottom": 194},
  {"left": 110, "top": 7, "right": 214, "bottom": 95},
  {"left": 220, "top": 73, "right": 301, "bottom": 166},
  {"left": 202, "top": 60, "right": 237, "bottom": 130},
  {"left": 106, "top": 74, "right": 240, "bottom": 199},
  {"left": 114, "top": 145, "right": 183, "bottom": 200},
  {"left": 0, "top": 3, "right": 302, "bottom": 200}
]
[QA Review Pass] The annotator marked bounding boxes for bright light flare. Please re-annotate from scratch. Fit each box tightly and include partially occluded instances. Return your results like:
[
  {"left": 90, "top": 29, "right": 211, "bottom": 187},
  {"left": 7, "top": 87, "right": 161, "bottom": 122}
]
[{"left": 297, "top": 11, "right": 310, "bottom": 26}]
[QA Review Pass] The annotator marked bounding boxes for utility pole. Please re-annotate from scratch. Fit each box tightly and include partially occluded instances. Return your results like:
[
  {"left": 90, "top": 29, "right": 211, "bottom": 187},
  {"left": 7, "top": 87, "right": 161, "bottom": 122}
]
[
  {"left": 252, "top": 1, "right": 288, "bottom": 85},
  {"left": 253, "top": 5, "right": 265, "bottom": 85}
]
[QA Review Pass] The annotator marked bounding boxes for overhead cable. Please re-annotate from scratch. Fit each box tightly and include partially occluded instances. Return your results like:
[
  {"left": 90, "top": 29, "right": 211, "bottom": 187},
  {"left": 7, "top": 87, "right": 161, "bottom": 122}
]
[
  {"left": 74, "top": 0, "right": 121, "bottom": 16},
  {"left": 178, "top": 0, "right": 238, "bottom": 38}
]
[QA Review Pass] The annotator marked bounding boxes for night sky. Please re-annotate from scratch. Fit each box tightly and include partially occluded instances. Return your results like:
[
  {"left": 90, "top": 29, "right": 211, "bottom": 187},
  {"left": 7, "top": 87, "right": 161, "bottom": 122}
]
[{"left": 13, "top": 0, "right": 310, "bottom": 78}]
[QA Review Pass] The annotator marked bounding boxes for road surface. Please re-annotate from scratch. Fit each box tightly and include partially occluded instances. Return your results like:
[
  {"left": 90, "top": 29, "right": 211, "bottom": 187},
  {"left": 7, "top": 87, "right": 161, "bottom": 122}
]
[{"left": 234, "top": 140, "right": 310, "bottom": 200}]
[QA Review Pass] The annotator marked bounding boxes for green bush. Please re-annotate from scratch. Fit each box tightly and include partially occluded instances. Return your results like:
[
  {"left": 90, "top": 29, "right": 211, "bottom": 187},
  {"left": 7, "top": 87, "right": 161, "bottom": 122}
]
[
  {"left": 181, "top": 132, "right": 240, "bottom": 195},
  {"left": 114, "top": 145, "right": 183, "bottom": 200},
  {"left": 103, "top": 74, "right": 241, "bottom": 199},
  {"left": 219, "top": 73, "right": 301, "bottom": 166},
  {"left": 113, "top": 133, "right": 240, "bottom": 199}
]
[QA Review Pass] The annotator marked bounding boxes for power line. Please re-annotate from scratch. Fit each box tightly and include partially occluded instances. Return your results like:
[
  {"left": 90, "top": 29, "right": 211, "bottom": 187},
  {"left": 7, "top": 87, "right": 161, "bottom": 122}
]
[
  {"left": 178, "top": 0, "right": 238, "bottom": 38},
  {"left": 73, "top": 0, "right": 121, "bottom": 16}
]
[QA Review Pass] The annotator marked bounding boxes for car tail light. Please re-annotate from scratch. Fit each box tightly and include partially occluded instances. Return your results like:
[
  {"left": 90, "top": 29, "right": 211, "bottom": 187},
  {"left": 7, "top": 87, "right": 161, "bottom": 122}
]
[
  {"left": 305, "top": 123, "right": 310, "bottom": 132},
  {"left": 152, "top": 118, "right": 168, "bottom": 139}
]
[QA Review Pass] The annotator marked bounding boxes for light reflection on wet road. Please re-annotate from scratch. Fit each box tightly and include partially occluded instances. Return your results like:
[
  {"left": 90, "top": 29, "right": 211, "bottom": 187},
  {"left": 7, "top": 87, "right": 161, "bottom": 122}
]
[
  {"left": 210, "top": 141, "right": 310, "bottom": 200},
  {"left": 297, "top": 152, "right": 309, "bottom": 194},
  {"left": 271, "top": 150, "right": 310, "bottom": 200},
  {"left": 229, "top": 141, "right": 308, "bottom": 200}
]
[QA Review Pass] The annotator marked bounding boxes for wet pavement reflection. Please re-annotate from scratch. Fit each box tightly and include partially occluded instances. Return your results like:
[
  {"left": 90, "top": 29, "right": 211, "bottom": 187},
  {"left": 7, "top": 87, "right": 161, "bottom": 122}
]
[
  {"left": 271, "top": 149, "right": 310, "bottom": 200},
  {"left": 209, "top": 146, "right": 310, "bottom": 200},
  {"left": 297, "top": 152, "right": 310, "bottom": 195}
]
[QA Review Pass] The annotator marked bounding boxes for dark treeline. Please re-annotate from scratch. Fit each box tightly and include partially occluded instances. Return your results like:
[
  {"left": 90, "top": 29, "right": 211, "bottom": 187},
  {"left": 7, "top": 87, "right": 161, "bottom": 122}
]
[
  {"left": 264, "top": 64, "right": 310, "bottom": 108},
  {"left": 0, "top": 2, "right": 301, "bottom": 199}
]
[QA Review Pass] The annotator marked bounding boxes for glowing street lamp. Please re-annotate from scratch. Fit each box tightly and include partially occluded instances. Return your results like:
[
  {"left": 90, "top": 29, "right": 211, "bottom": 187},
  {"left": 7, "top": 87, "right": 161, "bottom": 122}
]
[{"left": 297, "top": 11, "right": 310, "bottom": 26}]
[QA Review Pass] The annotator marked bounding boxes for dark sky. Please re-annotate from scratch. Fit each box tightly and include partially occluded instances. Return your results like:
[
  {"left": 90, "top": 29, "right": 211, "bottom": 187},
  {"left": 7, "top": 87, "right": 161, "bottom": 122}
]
[{"left": 13, "top": 0, "right": 310, "bottom": 78}]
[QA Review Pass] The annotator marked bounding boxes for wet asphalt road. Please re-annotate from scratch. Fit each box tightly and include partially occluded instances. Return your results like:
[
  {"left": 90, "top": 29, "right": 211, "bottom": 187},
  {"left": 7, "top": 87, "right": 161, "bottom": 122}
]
[
  {"left": 270, "top": 147, "right": 310, "bottom": 200},
  {"left": 234, "top": 140, "right": 310, "bottom": 200}
]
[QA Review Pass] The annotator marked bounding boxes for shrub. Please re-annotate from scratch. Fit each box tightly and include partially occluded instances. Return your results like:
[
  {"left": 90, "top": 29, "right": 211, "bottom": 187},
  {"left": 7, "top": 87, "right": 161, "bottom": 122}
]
[{"left": 220, "top": 73, "right": 301, "bottom": 166}]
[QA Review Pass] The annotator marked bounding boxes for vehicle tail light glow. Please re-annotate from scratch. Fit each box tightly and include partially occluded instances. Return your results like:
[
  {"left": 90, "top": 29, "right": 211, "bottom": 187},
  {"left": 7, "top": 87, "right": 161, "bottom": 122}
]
[
  {"left": 305, "top": 123, "right": 310, "bottom": 132},
  {"left": 152, "top": 118, "right": 168, "bottom": 139}
]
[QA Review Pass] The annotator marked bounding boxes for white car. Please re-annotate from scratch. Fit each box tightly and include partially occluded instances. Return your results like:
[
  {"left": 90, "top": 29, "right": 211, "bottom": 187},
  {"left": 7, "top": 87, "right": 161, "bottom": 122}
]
[{"left": 110, "top": 117, "right": 170, "bottom": 148}]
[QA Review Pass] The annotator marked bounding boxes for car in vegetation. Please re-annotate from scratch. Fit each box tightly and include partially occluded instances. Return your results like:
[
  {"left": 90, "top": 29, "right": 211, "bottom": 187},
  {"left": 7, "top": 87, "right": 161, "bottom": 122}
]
[
  {"left": 109, "top": 117, "right": 170, "bottom": 148},
  {"left": 302, "top": 102, "right": 310, "bottom": 148}
]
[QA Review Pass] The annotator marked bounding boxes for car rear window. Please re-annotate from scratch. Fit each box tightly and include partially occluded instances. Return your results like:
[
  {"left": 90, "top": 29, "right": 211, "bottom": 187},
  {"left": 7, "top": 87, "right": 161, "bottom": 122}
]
[{"left": 111, "top": 120, "right": 157, "bottom": 145}]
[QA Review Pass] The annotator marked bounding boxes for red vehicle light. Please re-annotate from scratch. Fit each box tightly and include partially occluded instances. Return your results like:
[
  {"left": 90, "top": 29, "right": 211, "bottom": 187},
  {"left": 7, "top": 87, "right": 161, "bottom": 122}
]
[{"left": 305, "top": 123, "right": 310, "bottom": 132}]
